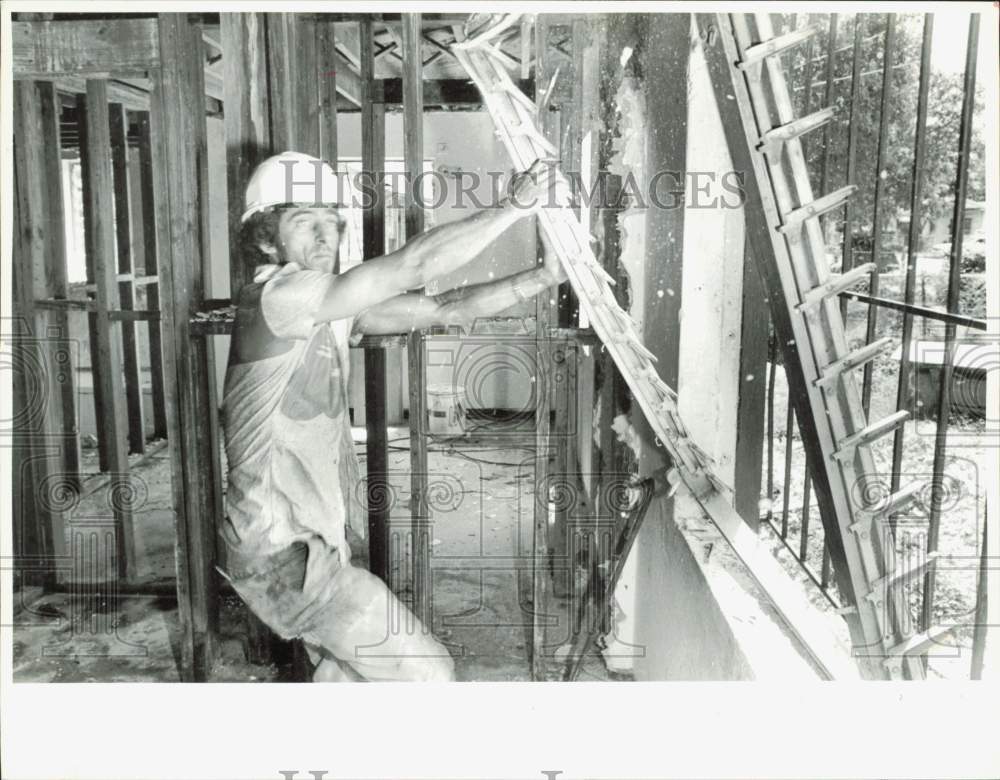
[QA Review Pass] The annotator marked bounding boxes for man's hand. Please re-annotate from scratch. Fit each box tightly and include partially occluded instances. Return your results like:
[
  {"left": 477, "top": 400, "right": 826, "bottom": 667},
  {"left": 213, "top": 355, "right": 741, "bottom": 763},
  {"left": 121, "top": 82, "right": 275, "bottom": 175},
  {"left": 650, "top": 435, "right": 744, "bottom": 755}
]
[
  {"left": 507, "top": 159, "right": 563, "bottom": 213},
  {"left": 537, "top": 220, "right": 568, "bottom": 286}
]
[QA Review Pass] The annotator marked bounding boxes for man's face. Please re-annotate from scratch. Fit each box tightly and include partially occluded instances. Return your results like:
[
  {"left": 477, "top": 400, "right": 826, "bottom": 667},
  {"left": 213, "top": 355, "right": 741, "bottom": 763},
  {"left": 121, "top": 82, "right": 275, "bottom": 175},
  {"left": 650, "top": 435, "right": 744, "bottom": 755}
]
[{"left": 275, "top": 206, "right": 344, "bottom": 273}]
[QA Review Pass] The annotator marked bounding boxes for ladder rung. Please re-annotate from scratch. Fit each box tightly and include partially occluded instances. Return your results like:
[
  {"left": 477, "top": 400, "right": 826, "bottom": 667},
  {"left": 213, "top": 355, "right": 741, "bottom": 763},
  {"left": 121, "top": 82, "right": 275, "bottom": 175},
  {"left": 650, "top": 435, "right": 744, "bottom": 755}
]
[
  {"left": 865, "top": 552, "right": 940, "bottom": 603},
  {"left": 496, "top": 80, "right": 537, "bottom": 113},
  {"left": 778, "top": 185, "right": 857, "bottom": 234},
  {"left": 797, "top": 262, "right": 874, "bottom": 311},
  {"left": 854, "top": 480, "right": 925, "bottom": 522},
  {"left": 815, "top": 337, "right": 895, "bottom": 388},
  {"left": 737, "top": 27, "right": 818, "bottom": 68},
  {"left": 885, "top": 623, "right": 957, "bottom": 658},
  {"left": 759, "top": 107, "right": 836, "bottom": 154},
  {"left": 832, "top": 410, "right": 909, "bottom": 461}
]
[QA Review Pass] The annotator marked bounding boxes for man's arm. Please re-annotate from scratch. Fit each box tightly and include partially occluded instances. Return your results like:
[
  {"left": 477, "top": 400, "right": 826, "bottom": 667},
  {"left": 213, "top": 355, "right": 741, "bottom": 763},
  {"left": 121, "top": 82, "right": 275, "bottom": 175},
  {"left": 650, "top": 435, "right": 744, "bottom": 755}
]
[
  {"left": 353, "top": 221, "right": 569, "bottom": 336},
  {"left": 312, "top": 161, "right": 561, "bottom": 324}
]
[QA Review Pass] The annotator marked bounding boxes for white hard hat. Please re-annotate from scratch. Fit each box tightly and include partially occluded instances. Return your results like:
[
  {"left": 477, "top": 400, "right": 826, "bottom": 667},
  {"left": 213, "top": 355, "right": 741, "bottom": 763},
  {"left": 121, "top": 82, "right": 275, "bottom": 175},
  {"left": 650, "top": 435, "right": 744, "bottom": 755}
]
[{"left": 241, "top": 151, "right": 341, "bottom": 223}]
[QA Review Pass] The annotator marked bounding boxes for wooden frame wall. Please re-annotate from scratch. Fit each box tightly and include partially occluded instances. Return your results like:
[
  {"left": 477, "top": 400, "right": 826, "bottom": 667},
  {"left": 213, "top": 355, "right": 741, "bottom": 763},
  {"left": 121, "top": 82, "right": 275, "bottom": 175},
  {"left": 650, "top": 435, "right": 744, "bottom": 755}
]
[{"left": 11, "top": 12, "right": 575, "bottom": 682}]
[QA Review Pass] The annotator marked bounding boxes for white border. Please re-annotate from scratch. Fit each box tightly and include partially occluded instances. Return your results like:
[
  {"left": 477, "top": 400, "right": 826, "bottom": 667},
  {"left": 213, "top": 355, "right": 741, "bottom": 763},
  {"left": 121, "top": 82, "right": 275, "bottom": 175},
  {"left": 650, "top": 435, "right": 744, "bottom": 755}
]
[{"left": 1, "top": 3, "right": 998, "bottom": 779}]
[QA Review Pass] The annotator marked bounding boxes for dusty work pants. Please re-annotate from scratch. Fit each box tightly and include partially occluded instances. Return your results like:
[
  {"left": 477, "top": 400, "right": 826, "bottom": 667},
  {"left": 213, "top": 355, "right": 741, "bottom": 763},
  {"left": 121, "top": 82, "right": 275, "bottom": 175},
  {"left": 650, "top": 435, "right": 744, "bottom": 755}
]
[{"left": 222, "top": 539, "right": 455, "bottom": 682}]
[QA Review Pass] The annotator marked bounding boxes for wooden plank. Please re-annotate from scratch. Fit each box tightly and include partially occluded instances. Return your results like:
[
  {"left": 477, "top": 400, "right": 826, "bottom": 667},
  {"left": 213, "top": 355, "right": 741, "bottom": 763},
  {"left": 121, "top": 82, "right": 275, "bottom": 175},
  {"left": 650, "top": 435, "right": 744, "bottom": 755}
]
[
  {"left": 402, "top": 12, "right": 431, "bottom": 624},
  {"left": 316, "top": 20, "right": 339, "bottom": 166},
  {"left": 12, "top": 84, "right": 64, "bottom": 590},
  {"left": 379, "top": 77, "right": 534, "bottom": 106},
  {"left": 109, "top": 103, "right": 146, "bottom": 455},
  {"left": 530, "top": 16, "right": 556, "bottom": 681},
  {"left": 75, "top": 92, "right": 111, "bottom": 472},
  {"left": 266, "top": 13, "right": 320, "bottom": 156},
  {"left": 135, "top": 114, "right": 168, "bottom": 440},
  {"left": 12, "top": 19, "right": 160, "bottom": 78},
  {"left": 734, "top": 244, "right": 768, "bottom": 530},
  {"left": 83, "top": 80, "right": 136, "bottom": 582},
  {"left": 221, "top": 12, "right": 271, "bottom": 299},
  {"left": 150, "top": 13, "right": 219, "bottom": 681},
  {"left": 55, "top": 75, "right": 152, "bottom": 111},
  {"left": 32, "top": 81, "right": 83, "bottom": 491},
  {"left": 361, "top": 18, "right": 391, "bottom": 584},
  {"left": 575, "top": 19, "right": 601, "bottom": 502}
]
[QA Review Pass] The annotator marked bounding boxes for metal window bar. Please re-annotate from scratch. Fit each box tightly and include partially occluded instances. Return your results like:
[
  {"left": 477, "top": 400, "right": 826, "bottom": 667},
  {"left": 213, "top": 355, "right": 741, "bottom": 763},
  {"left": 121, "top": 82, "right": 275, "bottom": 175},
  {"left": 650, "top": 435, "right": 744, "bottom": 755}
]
[
  {"left": 922, "top": 13, "right": 980, "bottom": 633},
  {"left": 861, "top": 14, "right": 897, "bottom": 417},
  {"left": 888, "top": 14, "right": 933, "bottom": 510},
  {"left": 756, "top": 13, "right": 989, "bottom": 674}
]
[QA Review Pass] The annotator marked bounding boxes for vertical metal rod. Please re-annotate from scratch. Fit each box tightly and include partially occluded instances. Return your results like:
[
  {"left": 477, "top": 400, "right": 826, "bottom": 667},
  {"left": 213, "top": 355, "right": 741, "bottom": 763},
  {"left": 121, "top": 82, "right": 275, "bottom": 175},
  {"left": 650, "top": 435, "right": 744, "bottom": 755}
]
[
  {"left": 889, "top": 15, "right": 934, "bottom": 500},
  {"left": 781, "top": 402, "right": 794, "bottom": 538},
  {"left": 800, "top": 13, "right": 816, "bottom": 162},
  {"left": 766, "top": 329, "right": 776, "bottom": 524},
  {"left": 862, "top": 14, "right": 897, "bottom": 416},
  {"left": 839, "top": 14, "right": 864, "bottom": 320},
  {"left": 971, "top": 518, "right": 987, "bottom": 679},
  {"left": 799, "top": 461, "right": 812, "bottom": 562},
  {"left": 818, "top": 13, "right": 839, "bottom": 218},
  {"left": 922, "top": 13, "right": 979, "bottom": 632}
]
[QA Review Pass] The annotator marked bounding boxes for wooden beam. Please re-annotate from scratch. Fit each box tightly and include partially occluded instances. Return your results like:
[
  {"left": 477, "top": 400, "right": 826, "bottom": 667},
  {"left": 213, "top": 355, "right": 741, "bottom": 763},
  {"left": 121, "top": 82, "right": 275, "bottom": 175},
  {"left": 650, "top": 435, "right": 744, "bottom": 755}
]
[
  {"left": 361, "top": 19, "right": 391, "bottom": 583},
  {"left": 575, "top": 19, "right": 601, "bottom": 504},
  {"left": 734, "top": 245, "right": 769, "bottom": 530},
  {"left": 109, "top": 103, "right": 146, "bottom": 455},
  {"left": 316, "top": 20, "right": 339, "bottom": 166},
  {"left": 380, "top": 77, "right": 534, "bottom": 106},
  {"left": 12, "top": 82, "right": 70, "bottom": 589},
  {"left": 31, "top": 81, "right": 83, "bottom": 488},
  {"left": 12, "top": 19, "right": 160, "bottom": 78},
  {"left": 83, "top": 80, "right": 137, "bottom": 582},
  {"left": 266, "top": 13, "right": 320, "bottom": 155},
  {"left": 75, "top": 93, "right": 111, "bottom": 472},
  {"left": 150, "top": 13, "right": 219, "bottom": 681},
  {"left": 402, "top": 12, "right": 431, "bottom": 625},
  {"left": 222, "top": 12, "right": 271, "bottom": 298},
  {"left": 135, "top": 114, "right": 168, "bottom": 440},
  {"left": 530, "top": 16, "right": 556, "bottom": 682}
]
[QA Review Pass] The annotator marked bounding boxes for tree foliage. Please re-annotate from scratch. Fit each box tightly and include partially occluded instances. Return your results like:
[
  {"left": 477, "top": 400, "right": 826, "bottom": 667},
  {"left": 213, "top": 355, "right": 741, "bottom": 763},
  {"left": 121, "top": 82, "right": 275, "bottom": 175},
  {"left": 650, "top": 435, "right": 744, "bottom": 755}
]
[{"left": 776, "top": 12, "right": 985, "bottom": 253}]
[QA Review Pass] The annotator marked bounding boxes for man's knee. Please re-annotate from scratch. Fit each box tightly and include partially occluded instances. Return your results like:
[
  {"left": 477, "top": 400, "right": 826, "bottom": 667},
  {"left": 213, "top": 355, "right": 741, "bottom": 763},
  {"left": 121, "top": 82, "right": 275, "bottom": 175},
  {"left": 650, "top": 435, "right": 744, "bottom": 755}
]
[{"left": 414, "top": 652, "right": 455, "bottom": 682}]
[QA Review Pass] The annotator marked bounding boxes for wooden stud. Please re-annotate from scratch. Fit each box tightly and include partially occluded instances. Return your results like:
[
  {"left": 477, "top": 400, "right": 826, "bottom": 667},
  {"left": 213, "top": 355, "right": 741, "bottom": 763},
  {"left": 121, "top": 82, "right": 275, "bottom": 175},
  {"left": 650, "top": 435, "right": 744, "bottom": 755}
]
[
  {"left": 530, "top": 15, "right": 555, "bottom": 682},
  {"left": 12, "top": 19, "right": 160, "bottom": 78},
  {"left": 83, "top": 80, "right": 136, "bottom": 582},
  {"left": 734, "top": 244, "right": 768, "bottom": 530},
  {"left": 316, "top": 20, "right": 339, "bottom": 167},
  {"left": 361, "top": 18, "right": 391, "bottom": 584},
  {"left": 12, "top": 83, "right": 67, "bottom": 590},
  {"left": 402, "top": 12, "right": 431, "bottom": 625},
  {"left": 75, "top": 92, "right": 111, "bottom": 473},
  {"left": 150, "top": 13, "right": 219, "bottom": 680},
  {"left": 221, "top": 13, "right": 272, "bottom": 299},
  {"left": 134, "top": 114, "right": 168, "bottom": 440},
  {"left": 266, "top": 13, "right": 321, "bottom": 156},
  {"left": 109, "top": 103, "right": 146, "bottom": 455}
]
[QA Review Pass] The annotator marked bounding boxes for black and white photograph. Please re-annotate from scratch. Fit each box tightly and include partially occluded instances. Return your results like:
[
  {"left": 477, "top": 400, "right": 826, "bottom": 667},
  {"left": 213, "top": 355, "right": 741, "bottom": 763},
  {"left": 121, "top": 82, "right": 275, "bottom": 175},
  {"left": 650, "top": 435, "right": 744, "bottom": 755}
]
[{"left": 1, "top": 2, "right": 998, "bottom": 778}]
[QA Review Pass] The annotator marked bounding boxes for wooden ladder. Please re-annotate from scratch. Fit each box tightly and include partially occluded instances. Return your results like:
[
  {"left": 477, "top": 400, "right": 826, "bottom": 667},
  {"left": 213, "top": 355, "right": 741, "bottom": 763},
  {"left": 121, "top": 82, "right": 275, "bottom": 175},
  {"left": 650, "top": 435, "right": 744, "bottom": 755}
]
[
  {"left": 693, "top": 12, "right": 961, "bottom": 679},
  {"left": 452, "top": 14, "right": 863, "bottom": 680}
]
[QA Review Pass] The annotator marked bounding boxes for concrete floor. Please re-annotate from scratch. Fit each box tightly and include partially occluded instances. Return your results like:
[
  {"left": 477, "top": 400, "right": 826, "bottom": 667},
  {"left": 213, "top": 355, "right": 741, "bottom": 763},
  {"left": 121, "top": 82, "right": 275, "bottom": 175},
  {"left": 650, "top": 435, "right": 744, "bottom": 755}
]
[{"left": 13, "top": 424, "right": 613, "bottom": 683}]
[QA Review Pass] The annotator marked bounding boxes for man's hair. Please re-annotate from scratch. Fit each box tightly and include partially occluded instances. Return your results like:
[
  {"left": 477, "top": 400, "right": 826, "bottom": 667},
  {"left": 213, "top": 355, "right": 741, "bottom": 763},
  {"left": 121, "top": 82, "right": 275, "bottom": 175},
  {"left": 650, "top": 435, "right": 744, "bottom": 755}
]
[
  {"left": 239, "top": 202, "right": 346, "bottom": 268},
  {"left": 239, "top": 204, "right": 285, "bottom": 267}
]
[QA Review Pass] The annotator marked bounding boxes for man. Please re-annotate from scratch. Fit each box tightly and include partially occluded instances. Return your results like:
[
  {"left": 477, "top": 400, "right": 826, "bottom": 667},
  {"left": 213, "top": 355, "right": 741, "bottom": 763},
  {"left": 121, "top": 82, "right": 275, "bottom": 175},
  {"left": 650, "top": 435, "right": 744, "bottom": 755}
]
[{"left": 220, "top": 150, "right": 567, "bottom": 682}]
